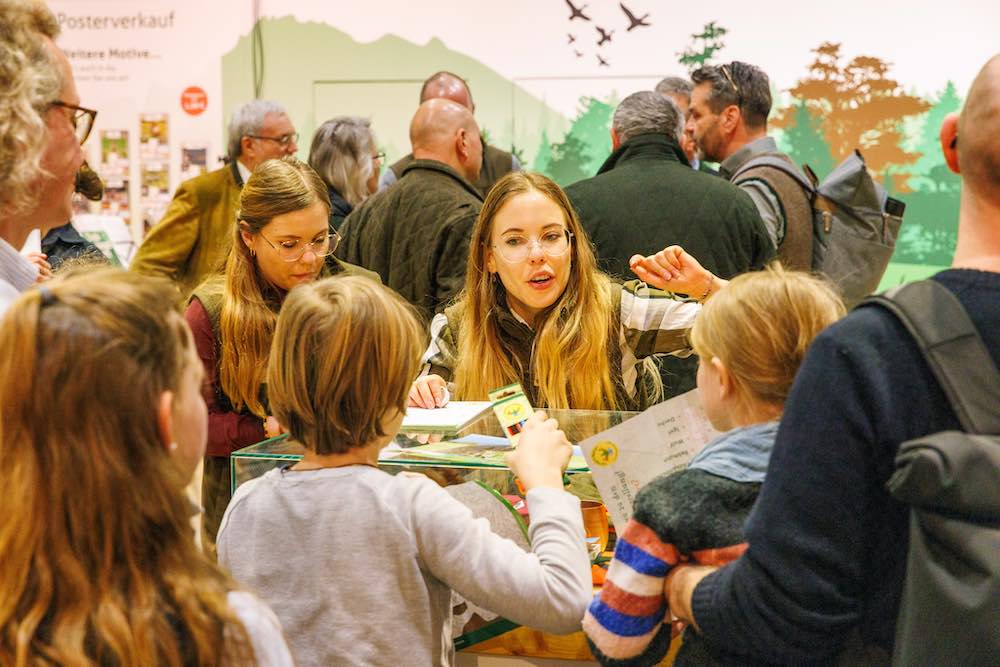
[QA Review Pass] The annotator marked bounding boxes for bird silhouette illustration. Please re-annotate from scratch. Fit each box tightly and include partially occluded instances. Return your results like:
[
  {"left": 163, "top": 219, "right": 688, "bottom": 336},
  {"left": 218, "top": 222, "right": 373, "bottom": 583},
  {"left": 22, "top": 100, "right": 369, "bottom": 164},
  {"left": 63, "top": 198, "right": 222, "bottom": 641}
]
[
  {"left": 574, "top": 49, "right": 584, "bottom": 58},
  {"left": 596, "top": 26, "right": 614, "bottom": 45},
  {"left": 567, "top": 33, "right": 577, "bottom": 44},
  {"left": 565, "top": 0, "right": 591, "bottom": 21},
  {"left": 620, "top": 3, "right": 651, "bottom": 30},
  {"left": 597, "top": 54, "right": 609, "bottom": 67}
]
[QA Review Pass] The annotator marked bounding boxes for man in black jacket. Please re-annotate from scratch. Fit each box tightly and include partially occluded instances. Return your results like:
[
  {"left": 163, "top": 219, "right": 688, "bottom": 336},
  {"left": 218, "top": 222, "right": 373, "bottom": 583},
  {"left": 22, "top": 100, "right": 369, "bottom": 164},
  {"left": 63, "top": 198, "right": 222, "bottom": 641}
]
[{"left": 565, "top": 90, "right": 772, "bottom": 397}]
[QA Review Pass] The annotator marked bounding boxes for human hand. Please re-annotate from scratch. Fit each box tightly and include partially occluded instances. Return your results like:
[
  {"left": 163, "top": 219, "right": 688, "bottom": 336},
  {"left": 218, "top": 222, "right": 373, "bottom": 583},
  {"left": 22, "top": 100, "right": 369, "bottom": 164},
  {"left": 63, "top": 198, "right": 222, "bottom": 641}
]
[
  {"left": 629, "top": 246, "right": 725, "bottom": 301},
  {"left": 27, "top": 252, "right": 52, "bottom": 283},
  {"left": 664, "top": 563, "right": 717, "bottom": 632},
  {"left": 408, "top": 374, "right": 449, "bottom": 408},
  {"left": 264, "top": 416, "right": 285, "bottom": 439},
  {"left": 505, "top": 411, "right": 571, "bottom": 491}
]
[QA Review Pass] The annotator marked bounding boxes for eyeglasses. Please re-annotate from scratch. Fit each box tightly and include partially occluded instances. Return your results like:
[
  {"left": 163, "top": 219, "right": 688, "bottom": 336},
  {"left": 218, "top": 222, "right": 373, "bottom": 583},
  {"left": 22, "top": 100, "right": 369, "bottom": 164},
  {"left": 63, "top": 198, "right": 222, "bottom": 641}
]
[
  {"left": 247, "top": 132, "right": 299, "bottom": 147},
  {"left": 720, "top": 64, "right": 742, "bottom": 108},
  {"left": 50, "top": 101, "right": 97, "bottom": 144},
  {"left": 493, "top": 228, "right": 573, "bottom": 263},
  {"left": 258, "top": 231, "right": 340, "bottom": 262},
  {"left": 372, "top": 151, "right": 386, "bottom": 162}
]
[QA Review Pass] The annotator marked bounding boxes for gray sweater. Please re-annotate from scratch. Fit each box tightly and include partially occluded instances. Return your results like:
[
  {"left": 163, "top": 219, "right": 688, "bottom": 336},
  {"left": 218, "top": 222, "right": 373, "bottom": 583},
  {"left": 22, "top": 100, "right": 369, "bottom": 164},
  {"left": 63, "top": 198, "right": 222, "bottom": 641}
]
[{"left": 218, "top": 465, "right": 592, "bottom": 667}]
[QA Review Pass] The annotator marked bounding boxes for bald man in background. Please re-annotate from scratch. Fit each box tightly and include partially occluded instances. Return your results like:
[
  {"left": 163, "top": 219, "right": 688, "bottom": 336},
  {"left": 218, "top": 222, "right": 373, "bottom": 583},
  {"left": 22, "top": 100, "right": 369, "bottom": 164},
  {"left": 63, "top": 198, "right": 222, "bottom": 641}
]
[
  {"left": 657, "top": 53, "right": 1000, "bottom": 665},
  {"left": 336, "top": 98, "right": 483, "bottom": 320},
  {"left": 380, "top": 71, "right": 519, "bottom": 197}
]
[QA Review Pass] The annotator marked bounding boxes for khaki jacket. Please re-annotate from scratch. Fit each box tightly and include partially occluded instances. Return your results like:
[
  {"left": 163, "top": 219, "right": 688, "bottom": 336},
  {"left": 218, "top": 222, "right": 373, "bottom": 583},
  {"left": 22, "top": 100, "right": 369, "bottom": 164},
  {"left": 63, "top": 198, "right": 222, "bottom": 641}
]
[{"left": 131, "top": 162, "right": 242, "bottom": 299}]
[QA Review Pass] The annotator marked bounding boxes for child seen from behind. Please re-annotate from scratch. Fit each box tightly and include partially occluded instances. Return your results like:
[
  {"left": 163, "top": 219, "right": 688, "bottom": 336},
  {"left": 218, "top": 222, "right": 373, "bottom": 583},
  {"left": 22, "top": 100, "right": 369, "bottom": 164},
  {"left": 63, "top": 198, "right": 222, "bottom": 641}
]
[{"left": 583, "top": 265, "right": 845, "bottom": 666}]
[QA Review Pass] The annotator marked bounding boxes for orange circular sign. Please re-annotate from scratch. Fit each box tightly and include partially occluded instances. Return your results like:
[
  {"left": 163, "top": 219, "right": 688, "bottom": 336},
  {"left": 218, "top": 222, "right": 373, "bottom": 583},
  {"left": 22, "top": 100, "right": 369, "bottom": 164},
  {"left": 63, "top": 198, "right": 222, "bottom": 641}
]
[{"left": 180, "top": 86, "right": 208, "bottom": 116}]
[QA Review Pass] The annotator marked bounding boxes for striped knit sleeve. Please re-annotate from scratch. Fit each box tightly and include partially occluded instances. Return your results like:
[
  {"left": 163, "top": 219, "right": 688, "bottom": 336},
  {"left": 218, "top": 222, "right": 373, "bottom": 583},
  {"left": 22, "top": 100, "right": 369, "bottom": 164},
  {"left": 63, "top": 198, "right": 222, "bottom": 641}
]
[
  {"left": 582, "top": 519, "right": 680, "bottom": 666},
  {"left": 619, "top": 280, "right": 699, "bottom": 361}
]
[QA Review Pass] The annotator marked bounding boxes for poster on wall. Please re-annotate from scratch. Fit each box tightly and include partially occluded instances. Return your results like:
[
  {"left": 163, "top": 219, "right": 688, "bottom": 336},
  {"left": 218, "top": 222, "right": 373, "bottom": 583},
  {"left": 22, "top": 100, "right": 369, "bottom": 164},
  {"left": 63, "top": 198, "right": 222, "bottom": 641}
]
[
  {"left": 139, "top": 114, "right": 171, "bottom": 237},
  {"left": 180, "top": 145, "right": 208, "bottom": 182},
  {"left": 99, "top": 130, "right": 131, "bottom": 224}
]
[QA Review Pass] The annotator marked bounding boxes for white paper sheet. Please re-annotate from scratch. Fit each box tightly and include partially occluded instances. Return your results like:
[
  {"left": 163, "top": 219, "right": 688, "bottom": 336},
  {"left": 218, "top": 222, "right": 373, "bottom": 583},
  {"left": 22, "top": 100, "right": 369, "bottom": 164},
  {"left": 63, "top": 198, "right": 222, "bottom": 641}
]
[
  {"left": 400, "top": 401, "right": 492, "bottom": 432},
  {"left": 579, "top": 389, "right": 721, "bottom": 529}
]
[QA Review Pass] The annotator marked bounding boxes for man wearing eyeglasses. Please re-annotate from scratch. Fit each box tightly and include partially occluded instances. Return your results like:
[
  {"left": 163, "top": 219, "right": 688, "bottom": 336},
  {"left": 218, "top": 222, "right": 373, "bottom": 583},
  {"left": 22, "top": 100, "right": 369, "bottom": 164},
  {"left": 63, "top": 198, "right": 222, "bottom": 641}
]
[
  {"left": 131, "top": 99, "right": 298, "bottom": 299},
  {"left": 0, "top": 0, "right": 86, "bottom": 314},
  {"left": 688, "top": 62, "right": 813, "bottom": 271}
]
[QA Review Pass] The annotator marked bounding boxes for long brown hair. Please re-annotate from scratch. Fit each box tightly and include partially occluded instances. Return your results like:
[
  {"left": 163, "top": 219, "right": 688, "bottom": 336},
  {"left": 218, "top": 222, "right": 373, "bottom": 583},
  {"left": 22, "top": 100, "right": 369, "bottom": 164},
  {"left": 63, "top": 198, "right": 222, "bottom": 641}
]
[
  {"left": 218, "top": 156, "right": 331, "bottom": 416},
  {"left": 0, "top": 268, "right": 254, "bottom": 665},
  {"left": 452, "top": 172, "right": 621, "bottom": 410}
]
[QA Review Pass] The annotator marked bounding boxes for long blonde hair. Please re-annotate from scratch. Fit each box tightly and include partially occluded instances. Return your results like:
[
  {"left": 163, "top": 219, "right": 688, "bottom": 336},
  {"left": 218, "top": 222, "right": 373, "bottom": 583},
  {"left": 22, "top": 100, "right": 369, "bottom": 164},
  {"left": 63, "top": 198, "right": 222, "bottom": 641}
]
[
  {"left": 453, "top": 172, "right": 621, "bottom": 410},
  {"left": 218, "top": 156, "right": 331, "bottom": 416},
  {"left": 269, "top": 276, "right": 426, "bottom": 454},
  {"left": 690, "top": 264, "right": 845, "bottom": 411},
  {"left": 0, "top": 268, "right": 254, "bottom": 665}
]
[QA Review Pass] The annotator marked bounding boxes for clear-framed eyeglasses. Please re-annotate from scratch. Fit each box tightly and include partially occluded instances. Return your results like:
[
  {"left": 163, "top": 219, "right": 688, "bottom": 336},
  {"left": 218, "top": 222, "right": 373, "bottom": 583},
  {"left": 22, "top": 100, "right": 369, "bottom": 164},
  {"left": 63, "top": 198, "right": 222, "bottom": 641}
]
[
  {"left": 259, "top": 230, "right": 340, "bottom": 262},
  {"left": 493, "top": 228, "right": 574, "bottom": 263},
  {"left": 247, "top": 132, "right": 299, "bottom": 147}
]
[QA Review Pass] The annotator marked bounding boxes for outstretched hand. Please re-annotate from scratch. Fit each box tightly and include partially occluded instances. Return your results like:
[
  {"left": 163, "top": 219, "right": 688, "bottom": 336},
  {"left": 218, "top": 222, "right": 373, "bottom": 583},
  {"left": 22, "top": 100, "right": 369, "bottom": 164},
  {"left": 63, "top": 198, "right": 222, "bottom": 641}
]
[{"left": 629, "top": 246, "right": 724, "bottom": 301}]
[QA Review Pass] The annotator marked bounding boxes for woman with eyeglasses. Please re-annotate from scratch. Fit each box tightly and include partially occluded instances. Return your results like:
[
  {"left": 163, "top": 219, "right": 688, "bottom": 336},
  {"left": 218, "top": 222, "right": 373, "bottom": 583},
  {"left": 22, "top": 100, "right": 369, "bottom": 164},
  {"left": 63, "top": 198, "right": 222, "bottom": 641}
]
[
  {"left": 308, "top": 116, "right": 384, "bottom": 232},
  {"left": 411, "top": 171, "right": 726, "bottom": 412},
  {"left": 185, "top": 157, "right": 377, "bottom": 551}
]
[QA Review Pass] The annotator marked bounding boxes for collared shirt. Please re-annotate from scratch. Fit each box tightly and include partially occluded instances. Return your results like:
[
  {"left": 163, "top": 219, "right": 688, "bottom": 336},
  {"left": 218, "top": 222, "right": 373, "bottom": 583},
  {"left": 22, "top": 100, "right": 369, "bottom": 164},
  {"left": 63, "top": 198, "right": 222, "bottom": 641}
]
[
  {"left": 236, "top": 159, "right": 252, "bottom": 185},
  {"left": 720, "top": 136, "right": 785, "bottom": 249},
  {"left": 0, "top": 235, "right": 38, "bottom": 315}
]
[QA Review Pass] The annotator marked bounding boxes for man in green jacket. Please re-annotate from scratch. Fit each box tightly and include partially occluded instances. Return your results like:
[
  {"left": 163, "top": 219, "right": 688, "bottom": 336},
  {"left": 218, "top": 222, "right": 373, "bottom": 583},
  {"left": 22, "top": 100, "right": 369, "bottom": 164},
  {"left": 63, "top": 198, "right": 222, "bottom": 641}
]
[
  {"left": 336, "top": 98, "right": 483, "bottom": 322},
  {"left": 565, "top": 90, "right": 772, "bottom": 397},
  {"left": 130, "top": 100, "right": 298, "bottom": 298}
]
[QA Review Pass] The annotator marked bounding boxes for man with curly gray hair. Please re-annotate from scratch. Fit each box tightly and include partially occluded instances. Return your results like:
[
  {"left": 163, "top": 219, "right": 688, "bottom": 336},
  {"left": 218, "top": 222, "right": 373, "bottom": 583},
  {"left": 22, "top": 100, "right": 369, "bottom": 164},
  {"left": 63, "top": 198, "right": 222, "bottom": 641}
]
[{"left": 0, "top": 0, "right": 87, "bottom": 313}]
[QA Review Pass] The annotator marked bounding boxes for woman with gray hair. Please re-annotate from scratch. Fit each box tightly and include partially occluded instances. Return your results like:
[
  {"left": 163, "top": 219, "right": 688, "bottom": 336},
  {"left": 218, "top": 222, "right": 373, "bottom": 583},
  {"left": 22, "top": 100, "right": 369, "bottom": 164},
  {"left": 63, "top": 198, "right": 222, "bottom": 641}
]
[{"left": 308, "top": 116, "right": 382, "bottom": 231}]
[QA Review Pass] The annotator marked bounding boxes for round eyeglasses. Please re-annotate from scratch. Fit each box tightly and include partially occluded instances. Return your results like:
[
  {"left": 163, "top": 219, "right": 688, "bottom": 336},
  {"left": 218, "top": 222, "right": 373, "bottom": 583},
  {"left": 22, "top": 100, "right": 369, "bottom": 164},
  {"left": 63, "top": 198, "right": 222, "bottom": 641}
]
[
  {"left": 259, "top": 231, "right": 340, "bottom": 262},
  {"left": 493, "top": 228, "right": 573, "bottom": 263}
]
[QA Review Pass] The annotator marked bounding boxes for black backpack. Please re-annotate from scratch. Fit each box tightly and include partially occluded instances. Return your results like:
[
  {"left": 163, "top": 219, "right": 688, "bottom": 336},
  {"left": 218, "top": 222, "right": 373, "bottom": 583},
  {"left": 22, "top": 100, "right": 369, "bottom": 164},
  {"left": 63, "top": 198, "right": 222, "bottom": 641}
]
[
  {"left": 864, "top": 280, "right": 1000, "bottom": 666},
  {"left": 734, "top": 150, "right": 906, "bottom": 308}
]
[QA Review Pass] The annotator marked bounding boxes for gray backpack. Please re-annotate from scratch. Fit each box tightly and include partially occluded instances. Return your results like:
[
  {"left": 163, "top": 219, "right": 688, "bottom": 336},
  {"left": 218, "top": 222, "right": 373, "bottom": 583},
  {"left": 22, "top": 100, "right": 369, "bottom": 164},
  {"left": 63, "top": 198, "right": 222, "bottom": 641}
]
[
  {"left": 864, "top": 280, "right": 1000, "bottom": 666},
  {"left": 733, "top": 150, "right": 906, "bottom": 308}
]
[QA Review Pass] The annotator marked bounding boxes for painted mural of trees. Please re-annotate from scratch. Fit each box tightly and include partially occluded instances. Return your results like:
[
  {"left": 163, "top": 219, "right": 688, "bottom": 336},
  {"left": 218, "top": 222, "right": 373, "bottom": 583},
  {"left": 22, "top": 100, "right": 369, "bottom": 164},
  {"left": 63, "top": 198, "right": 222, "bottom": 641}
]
[
  {"left": 909, "top": 81, "right": 962, "bottom": 193},
  {"left": 678, "top": 22, "right": 727, "bottom": 72},
  {"left": 773, "top": 42, "right": 930, "bottom": 187},
  {"left": 779, "top": 101, "right": 835, "bottom": 179},
  {"left": 537, "top": 96, "right": 615, "bottom": 186}
]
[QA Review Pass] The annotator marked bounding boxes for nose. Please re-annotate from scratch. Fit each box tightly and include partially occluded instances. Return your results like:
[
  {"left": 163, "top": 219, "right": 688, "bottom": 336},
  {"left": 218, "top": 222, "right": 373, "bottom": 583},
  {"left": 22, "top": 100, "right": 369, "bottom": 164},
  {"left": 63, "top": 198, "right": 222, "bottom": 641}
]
[
  {"left": 527, "top": 240, "right": 546, "bottom": 262},
  {"left": 286, "top": 137, "right": 298, "bottom": 154}
]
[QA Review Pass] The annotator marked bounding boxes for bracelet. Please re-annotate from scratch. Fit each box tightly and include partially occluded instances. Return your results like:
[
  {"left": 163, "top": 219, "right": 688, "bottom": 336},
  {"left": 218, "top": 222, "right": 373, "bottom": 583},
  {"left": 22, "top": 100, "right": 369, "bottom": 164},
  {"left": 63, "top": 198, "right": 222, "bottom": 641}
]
[{"left": 698, "top": 276, "right": 715, "bottom": 302}]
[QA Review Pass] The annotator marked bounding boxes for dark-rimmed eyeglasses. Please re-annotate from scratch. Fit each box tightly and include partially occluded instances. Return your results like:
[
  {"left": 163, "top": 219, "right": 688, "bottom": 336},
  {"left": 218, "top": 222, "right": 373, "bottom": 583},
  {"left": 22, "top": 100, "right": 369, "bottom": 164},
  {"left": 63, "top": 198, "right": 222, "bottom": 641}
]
[
  {"left": 259, "top": 230, "right": 340, "bottom": 262},
  {"left": 247, "top": 132, "right": 299, "bottom": 147},
  {"left": 50, "top": 101, "right": 97, "bottom": 145},
  {"left": 493, "top": 228, "right": 574, "bottom": 263}
]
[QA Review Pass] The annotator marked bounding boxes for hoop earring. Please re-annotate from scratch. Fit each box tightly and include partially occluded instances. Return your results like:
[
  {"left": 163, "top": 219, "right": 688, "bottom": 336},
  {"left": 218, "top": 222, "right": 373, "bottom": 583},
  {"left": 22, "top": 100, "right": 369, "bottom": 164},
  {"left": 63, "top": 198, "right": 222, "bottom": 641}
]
[{"left": 250, "top": 247, "right": 256, "bottom": 258}]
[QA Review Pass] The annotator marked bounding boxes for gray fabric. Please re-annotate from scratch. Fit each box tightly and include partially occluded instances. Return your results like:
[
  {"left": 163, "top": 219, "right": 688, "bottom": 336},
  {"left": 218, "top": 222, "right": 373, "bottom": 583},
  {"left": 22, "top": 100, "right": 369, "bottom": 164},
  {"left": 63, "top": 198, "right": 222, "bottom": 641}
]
[
  {"left": 688, "top": 420, "right": 779, "bottom": 484},
  {"left": 0, "top": 236, "right": 36, "bottom": 314},
  {"left": 218, "top": 465, "right": 591, "bottom": 667}
]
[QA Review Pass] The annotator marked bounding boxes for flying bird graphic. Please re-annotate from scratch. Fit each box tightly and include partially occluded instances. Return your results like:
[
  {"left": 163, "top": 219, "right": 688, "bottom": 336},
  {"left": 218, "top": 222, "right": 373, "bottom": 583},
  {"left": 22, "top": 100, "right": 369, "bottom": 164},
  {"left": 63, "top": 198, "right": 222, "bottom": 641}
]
[
  {"left": 597, "top": 54, "right": 609, "bottom": 67},
  {"left": 565, "top": 0, "right": 591, "bottom": 21},
  {"left": 596, "top": 26, "right": 614, "bottom": 46},
  {"left": 567, "top": 33, "right": 577, "bottom": 44},
  {"left": 620, "top": 3, "right": 651, "bottom": 30},
  {"left": 574, "top": 49, "right": 583, "bottom": 58}
]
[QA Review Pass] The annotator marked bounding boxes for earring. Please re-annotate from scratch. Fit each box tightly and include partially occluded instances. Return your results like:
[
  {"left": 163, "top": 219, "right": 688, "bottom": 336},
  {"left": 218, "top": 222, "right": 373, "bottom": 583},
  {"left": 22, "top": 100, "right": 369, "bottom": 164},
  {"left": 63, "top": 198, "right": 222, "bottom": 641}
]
[
  {"left": 168, "top": 442, "right": 178, "bottom": 452},
  {"left": 250, "top": 247, "right": 256, "bottom": 257}
]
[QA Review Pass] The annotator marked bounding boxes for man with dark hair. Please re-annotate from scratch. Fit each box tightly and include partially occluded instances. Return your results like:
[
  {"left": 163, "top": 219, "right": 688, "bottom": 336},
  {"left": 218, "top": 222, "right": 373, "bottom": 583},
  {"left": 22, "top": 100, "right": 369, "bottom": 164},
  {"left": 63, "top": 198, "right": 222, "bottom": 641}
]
[
  {"left": 665, "top": 54, "right": 1000, "bottom": 664},
  {"left": 131, "top": 100, "right": 297, "bottom": 298},
  {"left": 565, "top": 90, "right": 771, "bottom": 397},
  {"left": 688, "top": 61, "right": 811, "bottom": 269},
  {"left": 380, "top": 71, "right": 519, "bottom": 196}
]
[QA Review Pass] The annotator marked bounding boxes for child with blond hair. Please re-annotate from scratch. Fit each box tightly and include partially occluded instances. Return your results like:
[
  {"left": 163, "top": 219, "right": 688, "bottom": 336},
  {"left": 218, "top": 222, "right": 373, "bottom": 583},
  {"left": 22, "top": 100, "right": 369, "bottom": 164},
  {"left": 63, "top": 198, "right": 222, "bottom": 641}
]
[
  {"left": 218, "top": 276, "right": 592, "bottom": 666},
  {"left": 583, "top": 265, "right": 845, "bottom": 666}
]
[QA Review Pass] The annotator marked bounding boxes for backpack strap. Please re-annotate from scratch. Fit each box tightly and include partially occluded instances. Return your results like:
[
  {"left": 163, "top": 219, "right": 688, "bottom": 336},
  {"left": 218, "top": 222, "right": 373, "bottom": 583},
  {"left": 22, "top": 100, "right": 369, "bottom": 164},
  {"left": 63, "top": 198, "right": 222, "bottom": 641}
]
[
  {"left": 865, "top": 280, "right": 1000, "bottom": 434},
  {"left": 731, "top": 154, "right": 816, "bottom": 193}
]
